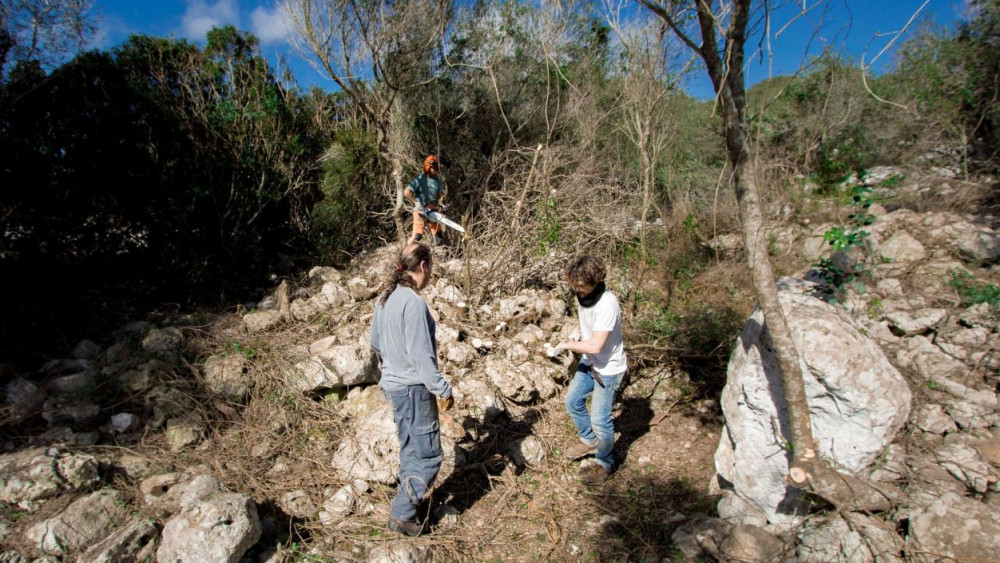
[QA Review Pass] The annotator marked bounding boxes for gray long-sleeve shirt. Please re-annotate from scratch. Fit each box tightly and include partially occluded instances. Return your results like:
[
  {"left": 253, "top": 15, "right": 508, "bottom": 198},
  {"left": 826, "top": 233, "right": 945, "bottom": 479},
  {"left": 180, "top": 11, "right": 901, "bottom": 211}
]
[{"left": 370, "top": 285, "right": 453, "bottom": 398}]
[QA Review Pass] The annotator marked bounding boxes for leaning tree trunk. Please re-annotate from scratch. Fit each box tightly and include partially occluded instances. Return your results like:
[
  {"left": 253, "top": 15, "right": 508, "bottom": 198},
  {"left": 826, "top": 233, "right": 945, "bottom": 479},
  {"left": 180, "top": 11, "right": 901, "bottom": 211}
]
[{"left": 701, "top": 0, "right": 893, "bottom": 513}]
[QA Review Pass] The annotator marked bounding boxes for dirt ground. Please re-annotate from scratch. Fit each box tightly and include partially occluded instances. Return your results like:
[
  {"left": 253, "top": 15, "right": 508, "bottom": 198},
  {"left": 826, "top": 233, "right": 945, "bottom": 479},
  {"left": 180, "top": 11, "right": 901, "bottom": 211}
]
[{"left": 289, "top": 367, "right": 725, "bottom": 562}]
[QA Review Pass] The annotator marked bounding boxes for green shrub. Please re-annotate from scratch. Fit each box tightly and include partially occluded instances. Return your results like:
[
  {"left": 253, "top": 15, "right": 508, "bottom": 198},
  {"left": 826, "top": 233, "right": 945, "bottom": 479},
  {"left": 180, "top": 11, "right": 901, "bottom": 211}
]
[{"left": 947, "top": 270, "right": 1000, "bottom": 310}]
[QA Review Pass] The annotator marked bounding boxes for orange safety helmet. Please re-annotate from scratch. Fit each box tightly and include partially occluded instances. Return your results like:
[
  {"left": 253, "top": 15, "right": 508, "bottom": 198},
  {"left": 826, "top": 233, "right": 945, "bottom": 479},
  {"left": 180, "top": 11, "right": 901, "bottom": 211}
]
[{"left": 424, "top": 155, "right": 439, "bottom": 173}]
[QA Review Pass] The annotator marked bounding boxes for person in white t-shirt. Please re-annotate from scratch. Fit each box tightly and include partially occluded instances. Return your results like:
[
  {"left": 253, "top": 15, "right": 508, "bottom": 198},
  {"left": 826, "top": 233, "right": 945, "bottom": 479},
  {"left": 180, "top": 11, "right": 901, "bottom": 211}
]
[{"left": 556, "top": 255, "right": 627, "bottom": 486}]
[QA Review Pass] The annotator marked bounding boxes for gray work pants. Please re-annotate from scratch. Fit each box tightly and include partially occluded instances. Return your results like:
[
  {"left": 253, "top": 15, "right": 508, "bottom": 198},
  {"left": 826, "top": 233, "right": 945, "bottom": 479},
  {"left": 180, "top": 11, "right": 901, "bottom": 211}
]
[{"left": 384, "top": 385, "right": 443, "bottom": 522}]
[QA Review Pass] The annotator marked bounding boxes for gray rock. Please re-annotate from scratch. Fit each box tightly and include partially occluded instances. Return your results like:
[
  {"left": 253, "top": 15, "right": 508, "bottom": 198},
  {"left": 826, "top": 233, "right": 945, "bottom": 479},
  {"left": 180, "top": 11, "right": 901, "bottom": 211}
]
[
  {"left": 48, "top": 371, "right": 96, "bottom": 396},
  {"left": 290, "top": 282, "right": 350, "bottom": 321},
  {"left": 5, "top": 377, "right": 45, "bottom": 423},
  {"left": 935, "top": 442, "right": 994, "bottom": 493},
  {"left": 318, "top": 481, "right": 367, "bottom": 524},
  {"left": 156, "top": 475, "right": 261, "bottom": 563},
  {"left": 868, "top": 443, "right": 908, "bottom": 483},
  {"left": 797, "top": 514, "right": 904, "bottom": 563},
  {"left": 72, "top": 340, "right": 102, "bottom": 360},
  {"left": 976, "top": 437, "right": 1000, "bottom": 466},
  {"left": 25, "top": 489, "right": 125, "bottom": 555},
  {"left": 506, "top": 342, "right": 530, "bottom": 365},
  {"left": 505, "top": 435, "right": 545, "bottom": 467},
  {"left": 110, "top": 413, "right": 141, "bottom": 433},
  {"left": 0, "top": 551, "right": 28, "bottom": 563},
  {"left": 863, "top": 166, "right": 903, "bottom": 185},
  {"left": 444, "top": 341, "right": 477, "bottom": 368},
  {"left": 884, "top": 308, "right": 946, "bottom": 336},
  {"left": 454, "top": 378, "right": 505, "bottom": 422},
  {"left": 279, "top": 490, "right": 317, "bottom": 519},
  {"left": 947, "top": 400, "right": 1000, "bottom": 430},
  {"left": 937, "top": 324, "right": 999, "bottom": 366},
  {"left": 331, "top": 399, "right": 464, "bottom": 485},
  {"left": 902, "top": 458, "right": 968, "bottom": 514},
  {"left": 346, "top": 277, "right": 376, "bottom": 301},
  {"left": 874, "top": 278, "right": 904, "bottom": 298},
  {"left": 912, "top": 404, "right": 958, "bottom": 435},
  {"left": 308, "top": 266, "right": 341, "bottom": 283},
  {"left": 895, "top": 335, "right": 967, "bottom": 382},
  {"left": 165, "top": 416, "right": 205, "bottom": 451},
  {"left": 78, "top": 517, "right": 159, "bottom": 563},
  {"left": 202, "top": 353, "right": 249, "bottom": 401},
  {"left": 670, "top": 517, "right": 731, "bottom": 561},
  {"left": 0, "top": 448, "right": 99, "bottom": 509},
  {"left": 141, "top": 326, "right": 184, "bottom": 358},
  {"left": 909, "top": 492, "right": 1000, "bottom": 562},
  {"left": 512, "top": 325, "right": 545, "bottom": 346},
  {"left": 714, "top": 279, "right": 911, "bottom": 531},
  {"left": 290, "top": 339, "right": 379, "bottom": 392},
  {"left": 718, "top": 524, "right": 785, "bottom": 563},
  {"left": 243, "top": 309, "right": 285, "bottom": 333},
  {"left": 437, "top": 284, "right": 466, "bottom": 305},
  {"left": 879, "top": 230, "right": 926, "bottom": 263},
  {"left": 484, "top": 356, "right": 557, "bottom": 404},
  {"left": 145, "top": 384, "right": 197, "bottom": 429},
  {"left": 365, "top": 544, "right": 430, "bottom": 563},
  {"left": 959, "top": 302, "right": 997, "bottom": 329},
  {"left": 116, "top": 454, "right": 153, "bottom": 480},
  {"left": 41, "top": 398, "right": 100, "bottom": 426}
]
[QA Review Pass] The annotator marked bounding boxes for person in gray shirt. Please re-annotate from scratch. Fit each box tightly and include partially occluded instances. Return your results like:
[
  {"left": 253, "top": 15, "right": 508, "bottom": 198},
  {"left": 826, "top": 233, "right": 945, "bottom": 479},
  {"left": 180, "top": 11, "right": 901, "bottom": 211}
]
[{"left": 370, "top": 242, "right": 454, "bottom": 536}]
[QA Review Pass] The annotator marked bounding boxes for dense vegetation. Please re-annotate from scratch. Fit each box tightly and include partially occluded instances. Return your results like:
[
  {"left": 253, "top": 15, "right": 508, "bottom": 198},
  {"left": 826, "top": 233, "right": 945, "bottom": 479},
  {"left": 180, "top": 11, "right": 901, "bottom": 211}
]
[{"left": 1, "top": 0, "right": 997, "bottom": 371}]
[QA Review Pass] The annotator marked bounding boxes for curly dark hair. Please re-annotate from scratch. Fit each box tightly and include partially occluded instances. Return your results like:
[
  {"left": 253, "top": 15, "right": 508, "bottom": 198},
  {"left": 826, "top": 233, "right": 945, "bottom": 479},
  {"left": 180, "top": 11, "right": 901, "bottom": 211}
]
[{"left": 565, "top": 254, "right": 606, "bottom": 289}]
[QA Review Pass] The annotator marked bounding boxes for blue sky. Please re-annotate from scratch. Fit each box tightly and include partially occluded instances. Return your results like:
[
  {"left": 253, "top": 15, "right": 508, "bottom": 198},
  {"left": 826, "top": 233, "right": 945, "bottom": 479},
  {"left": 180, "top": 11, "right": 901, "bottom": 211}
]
[{"left": 91, "top": 0, "right": 967, "bottom": 99}]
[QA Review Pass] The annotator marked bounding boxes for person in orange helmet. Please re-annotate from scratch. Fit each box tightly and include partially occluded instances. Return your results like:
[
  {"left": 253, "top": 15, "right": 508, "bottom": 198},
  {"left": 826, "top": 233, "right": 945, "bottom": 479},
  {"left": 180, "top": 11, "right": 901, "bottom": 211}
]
[{"left": 405, "top": 155, "right": 445, "bottom": 245}]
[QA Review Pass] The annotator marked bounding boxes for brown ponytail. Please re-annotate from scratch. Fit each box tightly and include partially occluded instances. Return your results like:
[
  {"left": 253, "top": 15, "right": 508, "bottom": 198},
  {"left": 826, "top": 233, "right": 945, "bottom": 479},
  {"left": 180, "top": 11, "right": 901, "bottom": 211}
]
[{"left": 378, "top": 242, "right": 432, "bottom": 305}]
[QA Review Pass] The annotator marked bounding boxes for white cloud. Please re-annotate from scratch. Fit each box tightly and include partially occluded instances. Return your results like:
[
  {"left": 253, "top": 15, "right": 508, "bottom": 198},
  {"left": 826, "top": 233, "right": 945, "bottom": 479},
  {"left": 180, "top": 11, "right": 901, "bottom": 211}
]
[
  {"left": 180, "top": 0, "right": 240, "bottom": 40},
  {"left": 250, "top": 5, "right": 292, "bottom": 44}
]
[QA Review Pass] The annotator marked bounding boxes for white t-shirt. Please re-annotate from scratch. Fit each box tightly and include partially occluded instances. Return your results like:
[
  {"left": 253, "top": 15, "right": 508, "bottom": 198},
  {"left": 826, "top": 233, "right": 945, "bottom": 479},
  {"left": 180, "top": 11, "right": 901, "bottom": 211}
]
[{"left": 578, "top": 290, "right": 627, "bottom": 375}]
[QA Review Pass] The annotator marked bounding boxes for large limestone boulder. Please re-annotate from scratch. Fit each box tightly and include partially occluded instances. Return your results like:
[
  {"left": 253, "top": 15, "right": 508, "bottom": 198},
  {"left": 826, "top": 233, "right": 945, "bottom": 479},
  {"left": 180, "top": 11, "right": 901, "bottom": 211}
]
[
  {"left": 0, "top": 448, "right": 99, "bottom": 509},
  {"left": 714, "top": 279, "right": 911, "bottom": 531},
  {"left": 909, "top": 492, "right": 1000, "bottom": 563},
  {"left": 156, "top": 475, "right": 261, "bottom": 563}
]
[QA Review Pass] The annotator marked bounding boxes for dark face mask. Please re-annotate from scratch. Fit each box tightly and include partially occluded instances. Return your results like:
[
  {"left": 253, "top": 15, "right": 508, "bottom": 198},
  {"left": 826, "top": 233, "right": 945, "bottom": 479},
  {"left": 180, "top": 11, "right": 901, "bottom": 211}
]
[{"left": 575, "top": 281, "right": 605, "bottom": 308}]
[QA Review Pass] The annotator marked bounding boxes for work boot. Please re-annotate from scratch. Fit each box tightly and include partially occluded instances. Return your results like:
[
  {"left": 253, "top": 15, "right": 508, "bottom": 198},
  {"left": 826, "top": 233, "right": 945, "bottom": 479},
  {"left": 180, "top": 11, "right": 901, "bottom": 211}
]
[
  {"left": 564, "top": 440, "right": 597, "bottom": 461},
  {"left": 434, "top": 232, "right": 445, "bottom": 246},
  {"left": 580, "top": 464, "right": 612, "bottom": 486},
  {"left": 387, "top": 517, "right": 427, "bottom": 537}
]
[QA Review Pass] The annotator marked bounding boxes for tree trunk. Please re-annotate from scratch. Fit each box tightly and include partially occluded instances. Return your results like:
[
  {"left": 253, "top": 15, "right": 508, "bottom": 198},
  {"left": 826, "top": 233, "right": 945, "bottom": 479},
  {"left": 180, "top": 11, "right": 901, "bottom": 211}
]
[
  {"left": 392, "top": 154, "right": 406, "bottom": 241},
  {"left": 636, "top": 0, "right": 895, "bottom": 513}
]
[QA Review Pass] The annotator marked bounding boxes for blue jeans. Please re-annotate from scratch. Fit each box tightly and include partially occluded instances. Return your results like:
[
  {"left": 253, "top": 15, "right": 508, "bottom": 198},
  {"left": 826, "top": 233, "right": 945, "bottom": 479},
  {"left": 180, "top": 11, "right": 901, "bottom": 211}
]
[
  {"left": 565, "top": 364, "right": 623, "bottom": 470},
  {"left": 384, "top": 385, "right": 443, "bottom": 522}
]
